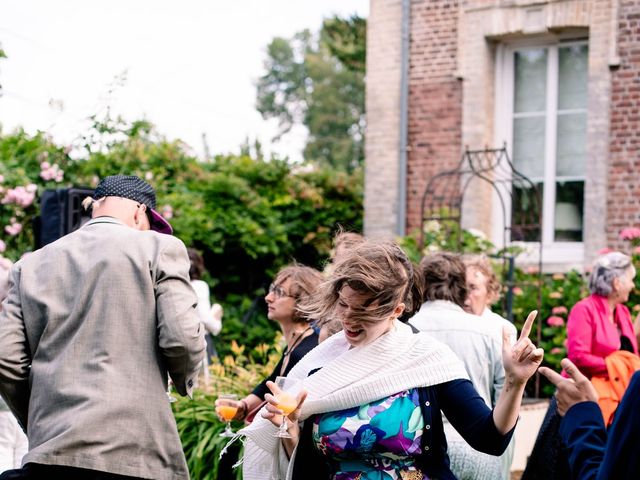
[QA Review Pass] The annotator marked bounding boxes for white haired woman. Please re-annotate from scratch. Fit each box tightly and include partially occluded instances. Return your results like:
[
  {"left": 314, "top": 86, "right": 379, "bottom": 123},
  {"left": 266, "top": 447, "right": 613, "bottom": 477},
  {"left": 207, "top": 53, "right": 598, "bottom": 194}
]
[{"left": 567, "top": 251, "right": 638, "bottom": 377}]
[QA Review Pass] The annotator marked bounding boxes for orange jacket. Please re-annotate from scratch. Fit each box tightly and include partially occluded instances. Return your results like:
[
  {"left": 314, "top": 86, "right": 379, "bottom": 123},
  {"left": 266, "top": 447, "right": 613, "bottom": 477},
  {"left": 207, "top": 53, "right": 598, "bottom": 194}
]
[{"left": 591, "top": 350, "right": 640, "bottom": 426}]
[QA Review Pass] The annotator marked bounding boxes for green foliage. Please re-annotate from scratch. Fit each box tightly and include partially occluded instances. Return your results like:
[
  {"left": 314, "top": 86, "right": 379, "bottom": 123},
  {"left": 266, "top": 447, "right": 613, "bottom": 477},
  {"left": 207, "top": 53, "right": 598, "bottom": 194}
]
[{"left": 256, "top": 19, "right": 365, "bottom": 171}]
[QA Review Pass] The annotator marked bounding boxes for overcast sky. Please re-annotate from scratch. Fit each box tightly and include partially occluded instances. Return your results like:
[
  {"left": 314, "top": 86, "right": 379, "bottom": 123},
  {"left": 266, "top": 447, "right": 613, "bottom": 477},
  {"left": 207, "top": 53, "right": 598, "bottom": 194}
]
[{"left": 0, "top": 0, "right": 368, "bottom": 161}]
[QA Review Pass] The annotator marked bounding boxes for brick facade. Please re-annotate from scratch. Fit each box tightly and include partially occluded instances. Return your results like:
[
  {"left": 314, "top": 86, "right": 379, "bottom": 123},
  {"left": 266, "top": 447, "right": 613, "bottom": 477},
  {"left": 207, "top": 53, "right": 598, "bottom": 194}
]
[
  {"left": 406, "top": 0, "right": 462, "bottom": 235},
  {"left": 607, "top": 0, "right": 640, "bottom": 250},
  {"left": 365, "top": 0, "right": 639, "bottom": 268}
]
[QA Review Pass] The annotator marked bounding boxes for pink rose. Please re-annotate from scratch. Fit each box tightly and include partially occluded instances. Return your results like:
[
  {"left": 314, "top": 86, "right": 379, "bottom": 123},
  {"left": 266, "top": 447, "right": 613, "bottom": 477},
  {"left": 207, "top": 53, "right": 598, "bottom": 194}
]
[
  {"left": 552, "top": 306, "right": 568, "bottom": 315},
  {"left": 550, "top": 347, "right": 563, "bottom": 355},
  {"left": 546, "top": 316, "right": 565, "bottom": 327},
  {"left": 512, "top": 287, "right": 523, "bottom": 296}
]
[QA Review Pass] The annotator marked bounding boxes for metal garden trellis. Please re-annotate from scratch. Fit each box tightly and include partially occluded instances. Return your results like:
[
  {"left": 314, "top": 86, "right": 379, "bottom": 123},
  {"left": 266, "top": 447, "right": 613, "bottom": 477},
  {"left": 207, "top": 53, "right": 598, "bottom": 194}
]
[{"left": 419, "top": 145, "right": 544, "bottom": 396}]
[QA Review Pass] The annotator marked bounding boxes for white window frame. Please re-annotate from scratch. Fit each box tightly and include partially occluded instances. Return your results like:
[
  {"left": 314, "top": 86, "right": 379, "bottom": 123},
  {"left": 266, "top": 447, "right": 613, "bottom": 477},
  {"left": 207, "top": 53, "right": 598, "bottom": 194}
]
[{"left": 493, "top": 39, "right": 587, "bottom": 269}]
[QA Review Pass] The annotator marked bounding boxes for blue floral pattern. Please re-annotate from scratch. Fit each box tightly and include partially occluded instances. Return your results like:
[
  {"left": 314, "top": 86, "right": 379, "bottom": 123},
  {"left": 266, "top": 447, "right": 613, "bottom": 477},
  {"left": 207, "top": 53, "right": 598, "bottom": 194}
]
[{"left": 312, "top": 389, "right": 429, "bottom": 479}]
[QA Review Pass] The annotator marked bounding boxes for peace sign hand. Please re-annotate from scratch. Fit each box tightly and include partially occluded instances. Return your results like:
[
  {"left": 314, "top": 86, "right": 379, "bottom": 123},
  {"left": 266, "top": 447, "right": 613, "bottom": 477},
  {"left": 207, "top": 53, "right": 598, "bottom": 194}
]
[{"left": 502, "top": 311, "right": 544, "bottom": 386}]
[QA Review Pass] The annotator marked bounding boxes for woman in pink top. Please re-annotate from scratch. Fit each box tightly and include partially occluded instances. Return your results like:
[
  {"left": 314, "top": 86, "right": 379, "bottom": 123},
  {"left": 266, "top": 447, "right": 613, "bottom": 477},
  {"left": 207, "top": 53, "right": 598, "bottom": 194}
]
[{"left": 567, "top": 251, "right": 638, "bottom": 379}]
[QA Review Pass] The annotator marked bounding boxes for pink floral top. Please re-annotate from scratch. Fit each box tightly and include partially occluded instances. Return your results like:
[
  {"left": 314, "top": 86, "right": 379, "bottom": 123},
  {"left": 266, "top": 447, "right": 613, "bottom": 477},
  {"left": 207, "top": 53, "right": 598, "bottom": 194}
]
[{"left": 567, "top": 294, "right": 638, "bottom": 378}]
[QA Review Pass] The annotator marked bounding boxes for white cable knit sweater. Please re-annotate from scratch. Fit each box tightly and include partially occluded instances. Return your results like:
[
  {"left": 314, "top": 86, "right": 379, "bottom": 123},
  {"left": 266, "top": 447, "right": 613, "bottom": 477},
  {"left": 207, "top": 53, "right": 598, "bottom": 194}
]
[{"left": 241, "top": 320, "right": 469, "bottom": 480}]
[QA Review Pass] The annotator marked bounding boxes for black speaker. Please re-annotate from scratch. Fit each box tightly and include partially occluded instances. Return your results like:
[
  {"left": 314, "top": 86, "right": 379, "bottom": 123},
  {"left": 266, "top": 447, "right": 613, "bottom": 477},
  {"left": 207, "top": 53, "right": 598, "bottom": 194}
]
[{"left": 35, "top": 187, "right": 94, "bottom": 249}]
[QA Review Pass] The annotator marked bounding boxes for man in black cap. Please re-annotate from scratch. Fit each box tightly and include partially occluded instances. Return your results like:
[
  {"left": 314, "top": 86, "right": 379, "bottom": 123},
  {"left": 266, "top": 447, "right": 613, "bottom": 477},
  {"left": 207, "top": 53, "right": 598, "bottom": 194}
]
[{"left": 0, "top": 175, "right": 206, "bottom": 479}]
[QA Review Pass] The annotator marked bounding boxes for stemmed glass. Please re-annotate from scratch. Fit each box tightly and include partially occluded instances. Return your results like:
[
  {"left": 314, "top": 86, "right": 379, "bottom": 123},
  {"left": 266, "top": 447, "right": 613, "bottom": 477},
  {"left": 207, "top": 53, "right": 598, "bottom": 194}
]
[
  {"left": 216, "top": 394, "right": 239, "bottom": 438},
  {"left": 271, "top": 376, "right": 302, "bottom": 438}
]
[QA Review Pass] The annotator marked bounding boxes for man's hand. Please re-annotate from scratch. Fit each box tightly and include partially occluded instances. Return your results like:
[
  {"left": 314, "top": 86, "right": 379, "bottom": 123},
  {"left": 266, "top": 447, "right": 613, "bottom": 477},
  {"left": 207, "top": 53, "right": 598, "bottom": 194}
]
[{"left": 539, "top": 358, "right": 598, "bottom": 416}]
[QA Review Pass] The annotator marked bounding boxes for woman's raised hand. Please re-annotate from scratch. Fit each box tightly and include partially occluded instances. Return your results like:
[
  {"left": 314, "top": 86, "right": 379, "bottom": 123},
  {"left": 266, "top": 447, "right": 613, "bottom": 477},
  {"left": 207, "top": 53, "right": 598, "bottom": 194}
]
[{"left": 502, "top": 311, "right": 544, "bottom": 386}]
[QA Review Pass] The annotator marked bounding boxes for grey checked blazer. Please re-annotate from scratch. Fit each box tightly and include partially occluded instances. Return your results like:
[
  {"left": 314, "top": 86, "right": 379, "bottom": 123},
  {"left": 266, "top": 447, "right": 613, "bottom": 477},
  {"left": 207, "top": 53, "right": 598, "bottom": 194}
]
[{"left": 0, "top": 217, "right": 206, "bottom": 479}]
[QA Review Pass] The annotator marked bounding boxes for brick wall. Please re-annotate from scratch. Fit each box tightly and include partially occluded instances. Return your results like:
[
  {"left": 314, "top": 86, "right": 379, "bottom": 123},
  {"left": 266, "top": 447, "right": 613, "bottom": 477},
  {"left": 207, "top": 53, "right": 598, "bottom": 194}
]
[
  {"left": 406, "top": 0, "right": 462, "bottom": 235},
  {"left": 607, "top": 0, "right": 640, "bottom": 250}
]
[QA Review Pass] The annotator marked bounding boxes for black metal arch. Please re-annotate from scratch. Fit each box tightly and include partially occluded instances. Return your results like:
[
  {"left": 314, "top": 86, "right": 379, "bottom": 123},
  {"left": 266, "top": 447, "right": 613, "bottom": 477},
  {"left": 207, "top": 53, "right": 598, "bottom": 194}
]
[{"left": 419, "top": 145, "right": 544, "bottom": 395}]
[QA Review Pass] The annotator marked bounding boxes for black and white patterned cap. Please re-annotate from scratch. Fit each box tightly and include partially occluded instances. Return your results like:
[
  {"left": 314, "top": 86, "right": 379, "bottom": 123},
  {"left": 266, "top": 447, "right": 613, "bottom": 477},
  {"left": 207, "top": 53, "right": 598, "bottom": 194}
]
[{"left": 94, "top": 175, "right": 173, "bottom": 235}]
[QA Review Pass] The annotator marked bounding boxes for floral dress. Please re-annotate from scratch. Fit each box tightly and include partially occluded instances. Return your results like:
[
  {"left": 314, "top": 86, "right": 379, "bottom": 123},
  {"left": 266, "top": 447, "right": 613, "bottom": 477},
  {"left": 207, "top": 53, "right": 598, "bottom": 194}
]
[{"left": 312, "top": 389, "right": 429, "bottom": 480}]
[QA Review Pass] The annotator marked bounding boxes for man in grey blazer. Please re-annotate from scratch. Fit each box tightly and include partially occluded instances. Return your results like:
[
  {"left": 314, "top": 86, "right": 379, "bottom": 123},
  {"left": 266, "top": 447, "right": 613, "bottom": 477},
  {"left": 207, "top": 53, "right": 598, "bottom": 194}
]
[{"left": 0, "top": 175, "right": 206, "bottom": 479}]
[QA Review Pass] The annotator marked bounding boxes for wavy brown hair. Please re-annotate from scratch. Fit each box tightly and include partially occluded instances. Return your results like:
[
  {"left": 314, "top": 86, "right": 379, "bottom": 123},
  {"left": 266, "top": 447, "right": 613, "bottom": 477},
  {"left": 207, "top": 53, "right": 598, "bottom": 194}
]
[
  {"left": 419, "top": 252, "right": 468, "bottom": 308},
  {"left": 299, "top": 241, "right": 420, "bottom": 326}
]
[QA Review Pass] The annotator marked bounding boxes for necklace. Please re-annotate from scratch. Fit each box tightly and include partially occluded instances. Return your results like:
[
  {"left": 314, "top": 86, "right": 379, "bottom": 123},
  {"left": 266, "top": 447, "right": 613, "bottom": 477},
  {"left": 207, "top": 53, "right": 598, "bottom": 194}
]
[
  {"left": 285, "top": 326, "right": 313, "bottom": 356},
  {"left": 280, "top": 326, "right": 313, "bottom": 375}
]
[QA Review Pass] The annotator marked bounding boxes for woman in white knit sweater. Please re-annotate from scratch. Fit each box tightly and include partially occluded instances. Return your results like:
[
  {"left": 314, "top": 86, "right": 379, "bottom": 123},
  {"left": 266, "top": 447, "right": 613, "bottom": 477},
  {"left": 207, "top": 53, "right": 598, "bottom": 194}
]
[{"left": 240, "top": 241, "right": 543, "bottom": 480}]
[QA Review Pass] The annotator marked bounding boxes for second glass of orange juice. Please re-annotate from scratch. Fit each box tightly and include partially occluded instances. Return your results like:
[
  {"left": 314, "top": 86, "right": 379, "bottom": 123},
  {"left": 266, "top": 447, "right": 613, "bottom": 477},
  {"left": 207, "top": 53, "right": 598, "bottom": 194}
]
[
  {"left": 216, "top": 394, "right": 239, "bottom": 437},
  {"left": 272, "top": 376, "right": 302, "bottom": 438}
]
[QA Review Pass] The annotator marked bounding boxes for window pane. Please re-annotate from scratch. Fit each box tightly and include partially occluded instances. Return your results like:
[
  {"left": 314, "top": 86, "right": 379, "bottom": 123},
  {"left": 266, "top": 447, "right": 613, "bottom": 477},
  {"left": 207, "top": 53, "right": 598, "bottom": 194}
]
[
  {"left": 513, "top": 117, "right": 545, "bottom": 179},
  {"left": 511, "top": 183, "right": 543, "bottom": 242},
  {"left": 556, "top": 112, "right": 587, "bottom": 177},
  {"left": 554, "top": 181, "right": 584, "bottom": 242},
  {"left": 514, "top": 49, "right": 548, "bottom": 113},
  {"left": 558, "top": 45, "right": 588, "bottom": 110}
]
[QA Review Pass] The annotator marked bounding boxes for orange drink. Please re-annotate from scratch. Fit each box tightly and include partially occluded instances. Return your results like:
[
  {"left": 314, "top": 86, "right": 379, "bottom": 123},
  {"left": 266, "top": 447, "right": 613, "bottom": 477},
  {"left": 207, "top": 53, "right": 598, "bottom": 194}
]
[
  {"left": 275, "top": 392, "right": 297, "bottom": 415},
  {"left": 216, "top": 405, "right": 238, "bottom": 421}
]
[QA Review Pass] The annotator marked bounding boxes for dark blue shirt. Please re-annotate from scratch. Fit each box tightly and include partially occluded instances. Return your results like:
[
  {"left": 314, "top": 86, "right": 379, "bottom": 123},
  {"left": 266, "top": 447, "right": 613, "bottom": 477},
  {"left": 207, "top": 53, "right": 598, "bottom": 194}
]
[{"left": 560, "top": 370, "right": 640, "bottom": 480}]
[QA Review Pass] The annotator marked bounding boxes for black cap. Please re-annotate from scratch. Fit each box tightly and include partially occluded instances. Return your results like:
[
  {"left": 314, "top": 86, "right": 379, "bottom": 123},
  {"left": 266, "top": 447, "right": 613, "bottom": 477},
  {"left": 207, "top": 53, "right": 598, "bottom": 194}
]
[{"left": 93, "top": 175, "right": 173, "bottom": 235}]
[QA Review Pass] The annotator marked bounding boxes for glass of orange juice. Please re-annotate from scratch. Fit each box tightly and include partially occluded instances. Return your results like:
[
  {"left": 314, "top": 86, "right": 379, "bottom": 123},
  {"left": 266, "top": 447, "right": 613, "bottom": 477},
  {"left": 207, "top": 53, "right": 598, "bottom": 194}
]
[
  {"left": 216, "top": 394, "right": 239, "bottom": 438},
  {"left": 272, "top": 376, "right": 302, "bottom": 438}
]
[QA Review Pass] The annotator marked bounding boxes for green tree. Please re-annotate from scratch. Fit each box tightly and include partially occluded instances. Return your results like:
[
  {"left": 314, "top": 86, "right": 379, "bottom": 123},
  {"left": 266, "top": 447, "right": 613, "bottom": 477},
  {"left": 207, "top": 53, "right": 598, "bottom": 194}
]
[
  {"left": 256, "top": 17, "right": 366, "bottom": 171},
  {"left": 321, "top": 15, "right": 367, "bottom": 74}
]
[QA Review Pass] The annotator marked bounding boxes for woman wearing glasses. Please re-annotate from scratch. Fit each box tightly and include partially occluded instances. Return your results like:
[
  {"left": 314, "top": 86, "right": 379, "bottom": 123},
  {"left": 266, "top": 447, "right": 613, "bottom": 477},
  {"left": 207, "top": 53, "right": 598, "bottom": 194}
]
[{"left": 215, "top": 264, "right": 324, "bottom": 422}]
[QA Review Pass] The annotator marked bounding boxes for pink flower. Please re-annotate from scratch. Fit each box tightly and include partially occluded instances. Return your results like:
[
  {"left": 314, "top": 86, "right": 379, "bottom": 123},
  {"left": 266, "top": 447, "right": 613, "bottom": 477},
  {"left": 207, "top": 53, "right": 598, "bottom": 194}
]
[
  {"left": 2, "top": 186, "right": 36, "bottom": 207},
  {"left": 552, "top": 306, "right": 568, "bottom": 315},
  {"left": 546, "top": 316, "right": 565, "bottom": 327},
  {"left": 512, "top": 287, "right": 523, "bottom": 296},
  {"left": 4, "top": 222, "right": 22, "bottom": 236},
  {"left": 40, "top": 163, "right": 64, "bottom": 182},
  {"left": 634, "top": 246, "right": 640, "bottom": 255},
  {"left": 145, "top": 172, "right": 154, "bottom": 181},
  {"left": 549, "top": 291, "right": 562, "bottom": 299},
  {"left": 550, "top": 347, "right": 563, "bottom": 355},
  {"left": 620, "top": 227, "right": 640, "bottom": 241},
  {"left": 598, "top": 247, "right": 613, "bottom": 255},
  {"left": 525, "top": 266, "right": 539, "bottom": 274},
  {"left": 0, "top": 240, "right": 5, "bottom": 253}
]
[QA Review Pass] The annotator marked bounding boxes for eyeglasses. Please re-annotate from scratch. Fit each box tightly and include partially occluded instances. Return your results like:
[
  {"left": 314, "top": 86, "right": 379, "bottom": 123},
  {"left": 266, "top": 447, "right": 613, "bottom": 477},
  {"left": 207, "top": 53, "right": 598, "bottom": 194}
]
[{"left": 268, "top": 283, "right": 294, "bottom": 299}]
